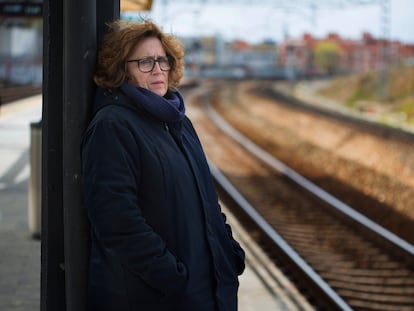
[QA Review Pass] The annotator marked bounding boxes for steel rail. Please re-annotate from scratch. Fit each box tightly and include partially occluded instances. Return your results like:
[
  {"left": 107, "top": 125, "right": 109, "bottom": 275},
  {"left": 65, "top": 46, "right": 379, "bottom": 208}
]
[
  {"left": 208, "top": 160, "right": 353, "bottom": 311},
  {"left": 203, "top": 95, "right": 414, "bottom": 260}
]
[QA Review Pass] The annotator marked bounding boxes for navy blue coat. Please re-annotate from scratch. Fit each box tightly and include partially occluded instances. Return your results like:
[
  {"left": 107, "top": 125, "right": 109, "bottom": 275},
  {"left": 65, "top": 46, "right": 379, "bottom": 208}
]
[{"left": 81, "top": 87, "right": 245, "bottom": 311}]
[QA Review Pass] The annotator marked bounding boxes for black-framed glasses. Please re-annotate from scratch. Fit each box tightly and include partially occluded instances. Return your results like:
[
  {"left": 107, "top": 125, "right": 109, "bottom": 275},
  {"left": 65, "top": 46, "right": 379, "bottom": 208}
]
[{"left": 126, "top": 56, "right": 171, "bottom": 73}]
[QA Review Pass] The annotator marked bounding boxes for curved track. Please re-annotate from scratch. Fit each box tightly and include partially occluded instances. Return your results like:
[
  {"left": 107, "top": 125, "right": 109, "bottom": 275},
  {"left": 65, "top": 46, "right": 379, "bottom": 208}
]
[
  {"left": 184, "top": 82, "right": 414, "bottom": 311},
  {"left": 211, "top": 80, "right": 414, "bottom": 245}
]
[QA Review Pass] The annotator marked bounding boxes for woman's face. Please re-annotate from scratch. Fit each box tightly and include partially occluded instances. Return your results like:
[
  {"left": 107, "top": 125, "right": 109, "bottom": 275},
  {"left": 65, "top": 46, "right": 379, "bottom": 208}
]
[{"left": 126, "top": 37, "right": 169, "bottom": 97}]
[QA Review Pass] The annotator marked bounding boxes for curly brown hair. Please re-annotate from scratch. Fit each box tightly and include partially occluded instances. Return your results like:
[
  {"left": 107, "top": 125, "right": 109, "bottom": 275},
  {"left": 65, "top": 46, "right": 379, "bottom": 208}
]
[{"left": 94, "top": 19, "right": 185, "bottom": 91}]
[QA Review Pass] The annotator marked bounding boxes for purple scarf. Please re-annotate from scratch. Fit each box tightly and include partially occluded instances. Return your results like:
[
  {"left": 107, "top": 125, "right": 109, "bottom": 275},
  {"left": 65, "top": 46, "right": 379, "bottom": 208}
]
[{"left": 120, "top": 82, "right": 185, "bottom": 122}]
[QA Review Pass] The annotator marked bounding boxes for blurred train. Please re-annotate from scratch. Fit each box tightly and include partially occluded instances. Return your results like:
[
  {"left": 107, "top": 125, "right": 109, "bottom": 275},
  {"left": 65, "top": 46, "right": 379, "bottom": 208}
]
[{"left": 178, "top": 32, "right": 312, "bottom": 87}]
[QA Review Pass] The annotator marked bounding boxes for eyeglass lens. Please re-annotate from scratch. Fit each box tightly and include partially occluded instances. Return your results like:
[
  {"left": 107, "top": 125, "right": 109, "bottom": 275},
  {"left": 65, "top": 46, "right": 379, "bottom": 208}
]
[{"left": 139, "top": 57, "right": 170, "bottom": 72}]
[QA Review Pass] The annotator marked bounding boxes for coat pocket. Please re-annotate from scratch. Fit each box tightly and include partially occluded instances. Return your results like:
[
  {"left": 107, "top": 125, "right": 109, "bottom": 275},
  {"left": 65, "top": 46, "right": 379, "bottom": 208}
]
[{"left": 122, "top": 267, "right": 168, "bottom": 307}]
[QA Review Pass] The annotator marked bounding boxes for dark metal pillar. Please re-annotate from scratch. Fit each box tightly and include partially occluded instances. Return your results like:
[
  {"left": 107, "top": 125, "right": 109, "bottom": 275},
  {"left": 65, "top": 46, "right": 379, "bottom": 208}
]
[
  {"left": 62, "top": 1, "right": 97, "bottom": 310},
  {"left": 41, "top": 0, "right": 65, "bottom": 309},
  {"left": 41, "top": 1, "right": 119, "bottom": 310}
]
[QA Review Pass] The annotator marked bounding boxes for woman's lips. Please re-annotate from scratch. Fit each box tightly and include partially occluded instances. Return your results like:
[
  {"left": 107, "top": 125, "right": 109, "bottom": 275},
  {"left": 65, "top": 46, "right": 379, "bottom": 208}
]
[{"left": 151, "top": 80, "right": 164, "bottom": 85}]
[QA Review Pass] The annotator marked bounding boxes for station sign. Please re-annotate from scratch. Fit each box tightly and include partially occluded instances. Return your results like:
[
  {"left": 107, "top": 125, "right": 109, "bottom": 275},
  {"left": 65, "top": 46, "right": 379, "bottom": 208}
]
[{"left": 0, "top": 2, "right": 43, "bottom": 18}]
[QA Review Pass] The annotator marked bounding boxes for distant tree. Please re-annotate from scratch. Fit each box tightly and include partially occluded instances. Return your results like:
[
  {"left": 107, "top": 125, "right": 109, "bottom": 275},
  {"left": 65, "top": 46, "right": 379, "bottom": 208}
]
[{"left": 314, "top": 41, "right": 343, "bottom": 75}]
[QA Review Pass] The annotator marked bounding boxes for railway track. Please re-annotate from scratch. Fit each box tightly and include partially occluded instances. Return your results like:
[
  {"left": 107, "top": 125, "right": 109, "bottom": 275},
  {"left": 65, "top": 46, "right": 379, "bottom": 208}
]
[
  {"left": 184, "top": 83, "right": 414, "bottom": 310},
  {"left": 0, "top": 85, "right": 42, "bottom": 105},
  {"left": 211, "top": 80, "right": 414, "bottom": 246}
]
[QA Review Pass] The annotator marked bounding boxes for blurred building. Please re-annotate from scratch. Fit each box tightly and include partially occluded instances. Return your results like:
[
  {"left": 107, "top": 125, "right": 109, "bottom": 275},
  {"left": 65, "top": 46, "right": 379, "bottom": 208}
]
[
  {"left": 0, "top": 15, "right": 42, "bottom": 86},
  {"left": 278, "top": 32, "right": 414, "bottom": 77}
]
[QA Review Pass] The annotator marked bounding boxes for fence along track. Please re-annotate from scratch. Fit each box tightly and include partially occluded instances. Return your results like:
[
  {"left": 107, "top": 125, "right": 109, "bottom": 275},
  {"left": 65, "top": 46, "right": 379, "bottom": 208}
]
[{"left": 198, "top": 90, "right": 414, "bottom": 310}]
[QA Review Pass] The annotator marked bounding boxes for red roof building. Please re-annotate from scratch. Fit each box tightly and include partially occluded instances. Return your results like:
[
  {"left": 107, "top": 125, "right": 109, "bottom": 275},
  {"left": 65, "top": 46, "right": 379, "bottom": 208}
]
[{"left": 278, "top": 32, "right": 414, "bottom": 76}]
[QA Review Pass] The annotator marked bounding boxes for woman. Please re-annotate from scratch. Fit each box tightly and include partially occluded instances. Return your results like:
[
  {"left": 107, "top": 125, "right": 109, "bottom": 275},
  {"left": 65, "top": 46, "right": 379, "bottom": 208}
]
[{"left": 81, "top": 20, "right": 245, "bottom": 311}]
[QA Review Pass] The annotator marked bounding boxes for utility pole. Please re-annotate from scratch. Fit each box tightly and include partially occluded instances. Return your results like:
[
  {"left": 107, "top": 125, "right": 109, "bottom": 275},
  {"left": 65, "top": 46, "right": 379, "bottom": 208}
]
[{"left": 378, "top": 0, "right": 390, "bottom": 99}]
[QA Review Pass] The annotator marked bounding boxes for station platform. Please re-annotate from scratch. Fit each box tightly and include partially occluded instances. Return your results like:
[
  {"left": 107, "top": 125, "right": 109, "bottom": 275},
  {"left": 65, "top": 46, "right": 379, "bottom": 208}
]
[{"left": 0, "top": 94, "right": 312, "bottom": 310}]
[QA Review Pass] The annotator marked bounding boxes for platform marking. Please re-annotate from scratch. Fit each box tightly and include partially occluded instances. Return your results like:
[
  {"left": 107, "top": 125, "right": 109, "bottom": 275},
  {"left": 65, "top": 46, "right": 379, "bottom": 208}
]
[{"left": 14, "top": 163, "right": 30, "bottom": 185}]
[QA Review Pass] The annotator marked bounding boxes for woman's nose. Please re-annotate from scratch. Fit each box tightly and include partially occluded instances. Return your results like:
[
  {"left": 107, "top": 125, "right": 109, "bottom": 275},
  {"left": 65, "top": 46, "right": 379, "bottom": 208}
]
[{"left": 151, "top": 61, "right": 162, "bottom": 73}]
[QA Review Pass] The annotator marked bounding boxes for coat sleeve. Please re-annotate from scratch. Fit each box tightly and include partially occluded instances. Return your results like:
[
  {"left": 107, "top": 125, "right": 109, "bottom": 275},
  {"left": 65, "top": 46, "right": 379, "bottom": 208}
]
[
  {"left": 220, "top": 209, "right": 246, "bottom": 275},
  {"left": 81, "top": 117, "right": 187, "bottom": 296}
]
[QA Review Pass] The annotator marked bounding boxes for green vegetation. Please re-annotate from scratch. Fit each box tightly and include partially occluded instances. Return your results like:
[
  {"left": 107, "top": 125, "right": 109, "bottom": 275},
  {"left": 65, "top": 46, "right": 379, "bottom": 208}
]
[
  {"left": 313, "top": 40, "right": 343, "bottom": 75},
  {"left": 316, "top": 65, "right": 414, "bottom": 127}
]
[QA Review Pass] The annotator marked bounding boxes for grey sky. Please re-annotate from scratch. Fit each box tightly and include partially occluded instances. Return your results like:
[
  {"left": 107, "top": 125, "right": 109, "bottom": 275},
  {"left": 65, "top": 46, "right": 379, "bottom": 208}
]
[{"left": 125, "top": 0, "right": 413, "bottom": 43}]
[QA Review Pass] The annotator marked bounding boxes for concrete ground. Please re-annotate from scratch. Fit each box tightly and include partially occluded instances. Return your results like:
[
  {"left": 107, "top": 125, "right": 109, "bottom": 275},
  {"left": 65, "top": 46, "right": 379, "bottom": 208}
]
[{"left": 0, "top": 95, "right": 42, "bottom": 311}]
